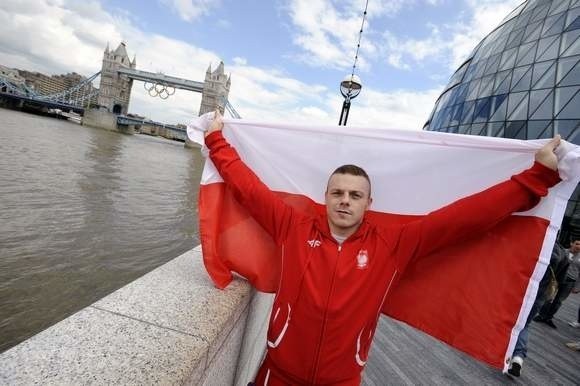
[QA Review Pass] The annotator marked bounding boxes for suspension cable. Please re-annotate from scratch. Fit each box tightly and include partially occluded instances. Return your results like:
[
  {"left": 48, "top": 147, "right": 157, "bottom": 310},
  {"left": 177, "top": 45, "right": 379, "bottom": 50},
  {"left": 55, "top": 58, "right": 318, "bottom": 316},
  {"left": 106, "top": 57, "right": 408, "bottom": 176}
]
[{"left": 350, "top": 0, "right": 369, "bottom": 81}]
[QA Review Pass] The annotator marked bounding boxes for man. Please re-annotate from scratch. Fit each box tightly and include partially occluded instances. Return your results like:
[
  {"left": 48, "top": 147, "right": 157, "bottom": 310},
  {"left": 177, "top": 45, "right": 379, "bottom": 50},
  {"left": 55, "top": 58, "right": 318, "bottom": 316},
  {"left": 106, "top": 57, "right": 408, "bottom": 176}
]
[
  {"left": 205, "top": 112, "right": 562, "bottom": 385},
  {"left": 508, "top": 241, "right": 567, "bottom": 377},
  {"left": 534, "top": 239, "right": 580, "bottom": 328}
]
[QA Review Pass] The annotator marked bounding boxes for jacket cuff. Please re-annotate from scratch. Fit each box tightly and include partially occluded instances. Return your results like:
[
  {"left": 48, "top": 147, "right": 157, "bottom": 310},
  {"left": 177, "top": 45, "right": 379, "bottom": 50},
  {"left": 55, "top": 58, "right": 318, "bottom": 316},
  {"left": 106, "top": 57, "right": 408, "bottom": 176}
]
[{"left": 205, "top": 130, "right": 225, "bottom": 150}]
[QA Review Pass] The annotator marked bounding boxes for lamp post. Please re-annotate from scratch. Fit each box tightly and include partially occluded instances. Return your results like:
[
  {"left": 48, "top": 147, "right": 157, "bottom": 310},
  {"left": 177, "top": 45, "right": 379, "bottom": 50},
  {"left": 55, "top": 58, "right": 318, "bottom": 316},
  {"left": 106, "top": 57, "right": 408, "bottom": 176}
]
[{"left": 338, "top": 74, "right": 362, "bottom": 126}]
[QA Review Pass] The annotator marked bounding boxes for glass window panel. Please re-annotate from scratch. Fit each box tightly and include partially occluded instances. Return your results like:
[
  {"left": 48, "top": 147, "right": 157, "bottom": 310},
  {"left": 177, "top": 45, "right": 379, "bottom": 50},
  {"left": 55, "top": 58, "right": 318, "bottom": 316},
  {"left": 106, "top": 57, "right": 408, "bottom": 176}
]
[
  {"left": 566, "top": 16, "right": 580, "bottom": 32},
  {"left": 548, "top": 0, "right": 569, "bottom": 16},
  {"left": 530, "top": 89, "right": 554, "bottom": 119},
  {"left": 458, "top": 124, "right": 471, "bottom": 134},
  {"left": 566, "top": 126, "right": 580, "bottom": 144},
  {"left": 506, "top": 27, "right": 526, "bottom": 49},
  {"left": 561, "top": 29, "right": 580, "bottom": 57},
  {"left": 431, "top": 111, "right": 443, "bottom": 129},
  {"left": 471, "top": 123, "right": 487, "bottom": 136},
  {"left": 507, "top": 91, "right": 530, "bottom": 120},
  {"left": 500, "top": 47, "right": 518, "bottom": 70},
  {"left": 447, "top": 61, "right": 470, "bottom": 87},
  {"left": 515, "top": 11, "right": 533, "bottom": 30},
  {"left": 473, "top": 59, "right": 488, "bottom": 79},
  {"left": 531, "top": 3, "right": 550, "bottom": 23},
  {"left": 527, "top": 121, "right": 552, "bottom": 139},
  {"left": 556, "top": 89, "right": 580, "bottom": 118},
  {"left": 557, "top": 55, "right": 580, "bottom": 85},
  {"left": 542, "top": 11, "right": 567, "bottom": 37},
  {"left": 566, "top": 7, "right": 580, "bottom": 30},
  {"left": 450, "top": 103, "right": 464, "bottom": 126},
  {"left": 528, "top": 120, "right": 553, "bottom": 138},
  {"left": 491, "top": 32, "right": 510, "bottom": 55},
  {"left": 494, "top": 69, "right": 512, "bottom": 94},
  {"left": 466, "top": 79, "right": 482, "bottom": 100},
  {"left": 454, "top": 83, "right": 469, "bottom": 103},
  {"left": 463, "top": 62, "right": 478, "bottom": 81},
  {"left": 516, "top": 41, "right": 539, "bottom": 66},
  {"left": 488, "top": 122, "right": 505, "bottom": 136},
  {"left": 505, "top": 120, "right": 527, "bottom": 139},
  {"left": 448, "top": 126, "right": 459, "bottom": 134},
  {"left": 441, "top": 106, "right": 453, "bottom": 127},
  {"left": 554, "top": 119, "right": 580, "bottom": 141},
  {"left": 461, "top": 100, "right": 475, "bottom": 124},
  {"left": 484, "top": 54, "right": 501, "bottom": 75},
  {"left": 511, "top": 65, "right": 533, "bottom": 92},
  {"left": 479, "top": 75, "right": 495, "bottom": 97},
  {"left": 536, "top": 34, "right": 561, "bottom": 61},
  {"left": 490, "top": 94, "right": 508, "bottom": 122},
  {"left": 555, "top": 86, "right": 578, "bottom": 115},
  {"left": 561, "top": 57, "right": 580, "bottom": 87},
  {"left": 532, "top": 60, "right": 557, "bottom": 88},
  {"left": 473, "top": 97, "right": 492, "bottom": 122},
  {"left": 523, "top": 20, "right": 543, "bottom": 43}
]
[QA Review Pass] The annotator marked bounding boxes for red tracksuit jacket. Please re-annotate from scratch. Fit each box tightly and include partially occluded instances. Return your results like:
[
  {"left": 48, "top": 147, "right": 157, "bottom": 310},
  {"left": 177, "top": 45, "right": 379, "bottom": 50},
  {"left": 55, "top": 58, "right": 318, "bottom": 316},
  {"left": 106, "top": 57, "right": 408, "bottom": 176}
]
[{"left": 206, "top": 131, "right": 560, "bottom": 385}]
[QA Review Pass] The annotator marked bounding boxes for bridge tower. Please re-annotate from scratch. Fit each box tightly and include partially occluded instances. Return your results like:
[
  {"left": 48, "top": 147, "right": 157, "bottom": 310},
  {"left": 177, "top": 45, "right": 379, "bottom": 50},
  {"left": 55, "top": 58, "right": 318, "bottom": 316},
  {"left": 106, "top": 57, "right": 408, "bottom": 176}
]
[
  {"left": 199, "top": 62, "right": 230, "bottom": 115},
  {"left": 97, "top": 42, "right": 136, "bottom": 115}
]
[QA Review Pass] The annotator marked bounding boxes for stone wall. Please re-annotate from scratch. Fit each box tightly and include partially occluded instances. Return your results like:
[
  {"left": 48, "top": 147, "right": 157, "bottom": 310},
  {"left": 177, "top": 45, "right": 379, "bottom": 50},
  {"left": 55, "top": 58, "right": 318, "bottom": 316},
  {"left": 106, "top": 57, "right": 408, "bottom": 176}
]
[
  {"left": 0, "top": 246, "right": 273, "bottom": 385},
  {"left": 82, "top": 109, "right": 118, "bottom": 131}
]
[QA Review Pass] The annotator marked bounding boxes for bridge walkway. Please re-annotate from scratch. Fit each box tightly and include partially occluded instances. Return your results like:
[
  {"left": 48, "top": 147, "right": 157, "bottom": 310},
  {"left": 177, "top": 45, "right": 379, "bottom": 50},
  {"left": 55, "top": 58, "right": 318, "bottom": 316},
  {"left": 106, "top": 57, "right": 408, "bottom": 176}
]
[{"left": 364, "top": 292, "right": 580, "bottom": 385}]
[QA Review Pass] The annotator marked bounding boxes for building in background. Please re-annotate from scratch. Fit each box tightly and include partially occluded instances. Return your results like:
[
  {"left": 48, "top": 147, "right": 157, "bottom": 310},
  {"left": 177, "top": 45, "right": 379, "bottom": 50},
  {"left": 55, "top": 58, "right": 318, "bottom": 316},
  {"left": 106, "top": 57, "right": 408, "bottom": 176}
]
[
  {"left": 199, "top": 62, "right": 231, "bottom": 116},
  {"left": 424, "top": 0, "right": 580, "bottom": 242},
  {"left": 97, "top": 42, "right": 136, "bottom": 115}
]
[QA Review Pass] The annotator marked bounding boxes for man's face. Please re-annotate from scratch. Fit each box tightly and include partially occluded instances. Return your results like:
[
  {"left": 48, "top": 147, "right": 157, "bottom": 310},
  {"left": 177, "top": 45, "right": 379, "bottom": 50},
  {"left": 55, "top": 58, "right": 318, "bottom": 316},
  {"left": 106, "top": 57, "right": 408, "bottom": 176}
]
[
  {"left": 325, "top": 173, "right": 372, "bottom": 237},
  {"left": 570, "top": 240, "right": 580, "bottom": 253}
]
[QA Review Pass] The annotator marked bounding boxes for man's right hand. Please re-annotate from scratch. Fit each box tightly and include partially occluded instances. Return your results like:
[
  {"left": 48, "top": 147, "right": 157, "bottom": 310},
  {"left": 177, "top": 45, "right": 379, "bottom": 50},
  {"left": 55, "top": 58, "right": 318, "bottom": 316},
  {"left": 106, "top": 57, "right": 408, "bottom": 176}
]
[{"left": 205, "top": 110, "right": 224, "bottom": 137}]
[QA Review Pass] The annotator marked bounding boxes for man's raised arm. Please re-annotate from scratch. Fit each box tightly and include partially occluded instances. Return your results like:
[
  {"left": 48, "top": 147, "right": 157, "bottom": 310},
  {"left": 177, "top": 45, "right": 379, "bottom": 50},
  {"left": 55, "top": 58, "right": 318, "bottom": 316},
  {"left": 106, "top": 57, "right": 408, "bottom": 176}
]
[
  {"left": 395, "top": 136, "right": 562, "bottom": 268},
  {"left": 204, "top": 112, "right": 295, "bottom": 244}
]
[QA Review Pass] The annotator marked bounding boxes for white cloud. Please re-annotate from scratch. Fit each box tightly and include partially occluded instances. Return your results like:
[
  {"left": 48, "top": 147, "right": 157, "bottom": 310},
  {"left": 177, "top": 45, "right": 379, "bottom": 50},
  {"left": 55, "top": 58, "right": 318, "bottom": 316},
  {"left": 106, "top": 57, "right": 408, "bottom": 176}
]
[
  {"left": 286, "top": 0, "right": 447, "bottom": 71},
  {"left": 160, "top": 0, "right": 221, "bottom": 22},
  {"left": 344, "top": 86, "right": 443, "bottom": 130},
  {"left": 378, "top": 0, "right": 522, "bottom": 71}
]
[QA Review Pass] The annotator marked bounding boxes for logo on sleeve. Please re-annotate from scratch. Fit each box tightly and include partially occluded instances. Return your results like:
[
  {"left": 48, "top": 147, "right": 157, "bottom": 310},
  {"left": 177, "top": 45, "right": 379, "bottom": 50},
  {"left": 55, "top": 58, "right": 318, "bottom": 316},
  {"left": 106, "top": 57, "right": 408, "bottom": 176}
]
[
  {"left": 356, "top": 250, "right": 369, "bottom": 269},
  {"left": 307, "top": 239, "right": 321, "bottom": 248}
]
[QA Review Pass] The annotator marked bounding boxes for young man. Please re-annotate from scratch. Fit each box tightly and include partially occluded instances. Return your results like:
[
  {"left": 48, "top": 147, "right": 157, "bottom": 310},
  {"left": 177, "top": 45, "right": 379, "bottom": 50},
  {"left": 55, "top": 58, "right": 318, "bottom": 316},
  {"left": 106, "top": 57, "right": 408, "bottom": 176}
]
[
  {"left": 534, "top": 239, "right": 580, "bottom": 328},
  {"left": 508, "top": 241, "right": 568, "bottom": 377},
  {"left": 205, "top": 112, "right": 562, "bottom": 385}
]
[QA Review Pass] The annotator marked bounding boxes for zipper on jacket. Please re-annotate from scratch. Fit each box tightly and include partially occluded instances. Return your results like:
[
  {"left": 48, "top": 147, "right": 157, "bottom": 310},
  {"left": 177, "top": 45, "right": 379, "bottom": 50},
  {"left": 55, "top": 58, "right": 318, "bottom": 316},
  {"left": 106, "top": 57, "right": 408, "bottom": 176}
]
[{"left": 311, "top": 243, "right": 342, "bottom": 382}]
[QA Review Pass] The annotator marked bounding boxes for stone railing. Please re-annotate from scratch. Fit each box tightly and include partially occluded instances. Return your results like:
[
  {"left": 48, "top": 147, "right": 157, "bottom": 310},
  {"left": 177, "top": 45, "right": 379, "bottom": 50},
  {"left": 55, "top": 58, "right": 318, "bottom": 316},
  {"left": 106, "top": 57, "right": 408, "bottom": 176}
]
[{"left": 0, "top": 246, "right": 273, "bottom": 385}]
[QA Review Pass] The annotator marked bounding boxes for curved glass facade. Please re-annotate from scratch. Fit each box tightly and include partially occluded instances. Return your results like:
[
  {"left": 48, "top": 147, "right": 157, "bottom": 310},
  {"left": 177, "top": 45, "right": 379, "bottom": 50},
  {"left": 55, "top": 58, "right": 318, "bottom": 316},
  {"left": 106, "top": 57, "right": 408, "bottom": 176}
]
[{"left": 425, "top": 0, "right": 580, "bottom": 144}]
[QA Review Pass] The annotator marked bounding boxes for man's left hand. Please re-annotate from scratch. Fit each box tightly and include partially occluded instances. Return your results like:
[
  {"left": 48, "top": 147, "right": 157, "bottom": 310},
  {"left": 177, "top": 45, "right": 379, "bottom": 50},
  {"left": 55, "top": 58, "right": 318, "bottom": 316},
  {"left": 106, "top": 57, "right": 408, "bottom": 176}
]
[{"left": 535, "top": 135, "right": 561, "bottom": 171}]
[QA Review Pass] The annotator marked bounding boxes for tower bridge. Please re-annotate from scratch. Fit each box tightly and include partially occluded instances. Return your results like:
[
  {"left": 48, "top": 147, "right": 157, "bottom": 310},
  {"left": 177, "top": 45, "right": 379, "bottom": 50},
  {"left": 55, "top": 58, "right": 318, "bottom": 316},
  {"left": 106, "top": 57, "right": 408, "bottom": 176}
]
[{"left": 0, "top": 42, "right": 238, "bottom": 138}]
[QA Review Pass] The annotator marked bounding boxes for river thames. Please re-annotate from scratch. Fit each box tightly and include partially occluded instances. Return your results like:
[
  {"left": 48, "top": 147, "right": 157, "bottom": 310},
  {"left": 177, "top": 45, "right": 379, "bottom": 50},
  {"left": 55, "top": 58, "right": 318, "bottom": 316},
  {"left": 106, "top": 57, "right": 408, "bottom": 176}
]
[{"left": 0, "top": 108, "right": 203, "bottom": 352}]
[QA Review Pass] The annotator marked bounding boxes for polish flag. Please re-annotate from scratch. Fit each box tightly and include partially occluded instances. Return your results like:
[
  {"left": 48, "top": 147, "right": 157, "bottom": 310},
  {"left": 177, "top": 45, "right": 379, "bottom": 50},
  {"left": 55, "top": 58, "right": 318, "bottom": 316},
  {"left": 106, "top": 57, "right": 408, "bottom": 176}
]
[{"left": 188, "top": 114, "right": 580, "bottom": 372}]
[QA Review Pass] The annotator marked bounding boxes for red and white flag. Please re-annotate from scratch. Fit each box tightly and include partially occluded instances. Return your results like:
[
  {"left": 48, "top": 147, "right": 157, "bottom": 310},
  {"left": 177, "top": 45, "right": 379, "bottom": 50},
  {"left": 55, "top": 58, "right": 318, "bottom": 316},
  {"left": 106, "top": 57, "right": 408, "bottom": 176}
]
[{"left": 188, "top": 114, "right": 580, "bottom": 371}]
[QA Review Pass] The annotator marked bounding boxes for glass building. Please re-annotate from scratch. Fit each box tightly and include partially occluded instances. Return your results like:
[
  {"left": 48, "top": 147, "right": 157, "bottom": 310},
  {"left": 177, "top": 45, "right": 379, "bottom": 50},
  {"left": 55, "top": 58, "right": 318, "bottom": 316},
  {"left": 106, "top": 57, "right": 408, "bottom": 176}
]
[{"left": 424, "top": 0, "right": 580, "bottom": 241}]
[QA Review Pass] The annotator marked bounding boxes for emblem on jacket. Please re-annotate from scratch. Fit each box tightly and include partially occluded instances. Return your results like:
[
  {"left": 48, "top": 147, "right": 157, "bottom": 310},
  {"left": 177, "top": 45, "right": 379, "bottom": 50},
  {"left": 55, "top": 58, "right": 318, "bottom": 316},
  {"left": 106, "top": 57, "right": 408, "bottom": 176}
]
[
  {"left": 307, "top": 239, "right": 321, "bottom": 248},
  {"left": 356, "top": 250, "right": 369, "bottom": 269}
]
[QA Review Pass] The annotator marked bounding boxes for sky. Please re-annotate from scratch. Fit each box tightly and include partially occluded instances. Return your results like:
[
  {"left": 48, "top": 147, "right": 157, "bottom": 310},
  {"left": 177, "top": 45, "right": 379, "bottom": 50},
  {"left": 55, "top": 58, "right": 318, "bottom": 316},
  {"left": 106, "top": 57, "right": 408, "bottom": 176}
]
[{"left": 0, "top": 0, "right": 523, "bottom": 129}]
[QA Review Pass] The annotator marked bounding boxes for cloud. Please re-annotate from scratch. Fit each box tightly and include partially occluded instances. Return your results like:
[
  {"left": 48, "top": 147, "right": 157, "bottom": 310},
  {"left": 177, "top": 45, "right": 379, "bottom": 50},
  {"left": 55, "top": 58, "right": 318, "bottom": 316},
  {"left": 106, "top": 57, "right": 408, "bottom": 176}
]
[
  {"left": 285, "top": 0, "right": 378, "bottom": 71},
  {"left": 286, "top": 0, "right": 447, "bottom": 71},
  {"left": 160, "top": 0, "right": 221, "bottom": 22},
  {"left": 378, "top": 0, "right": 522, "bottom": 71},
  {"left": 344, "top": 86, "right": 443, "bottom": 130}
]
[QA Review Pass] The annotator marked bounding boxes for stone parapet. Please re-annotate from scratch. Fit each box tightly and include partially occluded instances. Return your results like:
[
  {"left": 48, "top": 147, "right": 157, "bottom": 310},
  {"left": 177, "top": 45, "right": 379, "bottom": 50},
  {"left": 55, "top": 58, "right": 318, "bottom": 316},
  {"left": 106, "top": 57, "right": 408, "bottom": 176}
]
[{"left": 0, "top": 246, "right": 273, "bottom": 385}]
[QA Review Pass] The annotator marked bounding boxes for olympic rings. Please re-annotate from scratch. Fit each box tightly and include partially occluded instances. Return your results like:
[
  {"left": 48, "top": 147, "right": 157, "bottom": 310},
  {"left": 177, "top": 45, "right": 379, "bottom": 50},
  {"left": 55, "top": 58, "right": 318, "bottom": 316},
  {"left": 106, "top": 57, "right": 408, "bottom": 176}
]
[{"left": 143, "top": 81, "right": 176, "bottom": 99}]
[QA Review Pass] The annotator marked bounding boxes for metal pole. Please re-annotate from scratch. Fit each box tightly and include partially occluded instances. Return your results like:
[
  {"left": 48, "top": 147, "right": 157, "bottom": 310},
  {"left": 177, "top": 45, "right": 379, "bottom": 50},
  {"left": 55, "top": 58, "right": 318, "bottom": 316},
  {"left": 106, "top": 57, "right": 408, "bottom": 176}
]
[{"left": 339, "top": 97, "right": 351, "bottom": 126}]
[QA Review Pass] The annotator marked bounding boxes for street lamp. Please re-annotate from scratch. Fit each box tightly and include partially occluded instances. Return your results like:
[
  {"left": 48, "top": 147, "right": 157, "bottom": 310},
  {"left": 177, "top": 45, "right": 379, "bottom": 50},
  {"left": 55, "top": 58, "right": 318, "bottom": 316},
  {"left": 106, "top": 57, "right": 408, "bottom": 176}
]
[{"left": 338, "top": 74, "right": 362, "bottom": 126}]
